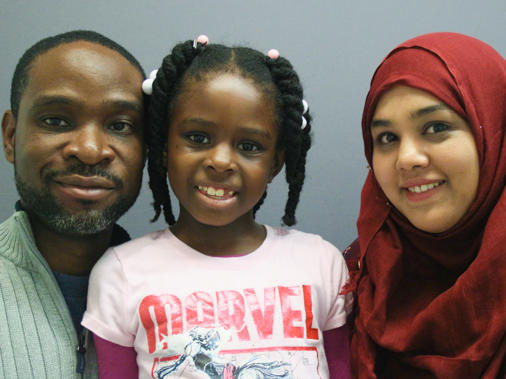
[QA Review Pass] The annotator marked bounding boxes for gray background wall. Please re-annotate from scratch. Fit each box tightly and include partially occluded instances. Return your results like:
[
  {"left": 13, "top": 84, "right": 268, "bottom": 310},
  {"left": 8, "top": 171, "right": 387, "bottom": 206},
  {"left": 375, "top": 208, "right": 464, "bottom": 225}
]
[{"left": 1, "top": 0, "right": 504, "bottom": 250}]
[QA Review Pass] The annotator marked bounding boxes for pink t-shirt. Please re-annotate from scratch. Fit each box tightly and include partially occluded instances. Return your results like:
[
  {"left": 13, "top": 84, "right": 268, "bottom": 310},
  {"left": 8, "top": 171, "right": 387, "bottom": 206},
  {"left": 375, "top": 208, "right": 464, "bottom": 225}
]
[{"left": 83, "top": 226, "right": 352, "bottom": 378}]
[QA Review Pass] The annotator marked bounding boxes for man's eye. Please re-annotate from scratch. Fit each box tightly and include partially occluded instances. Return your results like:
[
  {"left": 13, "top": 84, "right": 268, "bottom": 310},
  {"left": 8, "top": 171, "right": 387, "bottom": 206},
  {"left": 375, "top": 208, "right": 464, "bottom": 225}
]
[
  {"left": 425, "top": 122, "right": 449, "bottom": 134},
  {"left": 42, "top": 117, "right": 69, "bottom": 128},
  {"left": 188, "top": 134, "right": 209, "bottom": 144},
  {"left": 238, "top": 141, "right": 262, "bottom": 152},
  {"left": 109, "top": 121, "right": 133, "bottom": 133}
]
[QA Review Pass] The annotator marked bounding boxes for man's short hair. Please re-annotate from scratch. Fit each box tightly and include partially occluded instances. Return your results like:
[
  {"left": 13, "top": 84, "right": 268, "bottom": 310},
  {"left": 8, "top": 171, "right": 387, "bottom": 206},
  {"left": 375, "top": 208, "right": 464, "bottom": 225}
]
[{"left": 10, "top": 30, "right": 146, "bottom": 118}]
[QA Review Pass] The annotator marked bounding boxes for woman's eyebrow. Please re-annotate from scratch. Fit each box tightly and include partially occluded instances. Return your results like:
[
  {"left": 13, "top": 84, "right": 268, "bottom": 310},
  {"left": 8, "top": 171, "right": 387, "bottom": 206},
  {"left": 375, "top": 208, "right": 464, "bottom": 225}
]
[
  {"left": 370, "top": 119, "right": 391, "bottom": 128},
  {"left": 411, "top": 104, "right": 448, "bottom": 119}
]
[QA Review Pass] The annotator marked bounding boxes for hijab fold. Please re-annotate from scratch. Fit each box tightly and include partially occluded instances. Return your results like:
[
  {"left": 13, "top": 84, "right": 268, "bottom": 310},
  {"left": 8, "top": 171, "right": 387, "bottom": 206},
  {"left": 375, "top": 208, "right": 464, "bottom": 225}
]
[{"left": 352, "top": 32, "right": 506, "bottom": 378}]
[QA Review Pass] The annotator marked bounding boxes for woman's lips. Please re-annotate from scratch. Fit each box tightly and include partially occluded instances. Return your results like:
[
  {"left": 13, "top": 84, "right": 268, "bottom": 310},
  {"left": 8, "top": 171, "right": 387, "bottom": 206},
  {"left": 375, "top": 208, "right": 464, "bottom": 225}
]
[{"left": 403, "top": 180, "right": 446, "bottom": 202}]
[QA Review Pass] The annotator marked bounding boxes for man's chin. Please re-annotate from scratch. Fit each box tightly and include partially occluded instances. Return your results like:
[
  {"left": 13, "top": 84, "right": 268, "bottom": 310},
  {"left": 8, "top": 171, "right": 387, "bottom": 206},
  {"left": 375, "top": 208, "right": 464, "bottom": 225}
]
[{"left": 41, "top": 210, "right": 116, "bottom": 236}]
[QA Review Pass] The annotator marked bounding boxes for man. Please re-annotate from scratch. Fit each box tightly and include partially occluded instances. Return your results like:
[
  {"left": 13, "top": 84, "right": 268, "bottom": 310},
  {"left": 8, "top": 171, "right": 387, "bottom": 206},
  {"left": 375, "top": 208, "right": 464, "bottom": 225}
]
[{"left": 0, "top": 30, "right": 145, "bottom": 378}]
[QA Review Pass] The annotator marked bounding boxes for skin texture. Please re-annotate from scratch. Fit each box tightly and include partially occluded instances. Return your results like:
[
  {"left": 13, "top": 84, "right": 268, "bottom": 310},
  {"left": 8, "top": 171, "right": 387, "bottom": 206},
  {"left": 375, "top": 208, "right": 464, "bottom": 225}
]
[
  {"left": 167, "top": 73, "right": 284, "bottom": 256},
  {"left": 370, "top": 85, "right": 479, "bottom": 233},
  {"left": 1, "top": 41, "right": 145, "bottom": 275}
]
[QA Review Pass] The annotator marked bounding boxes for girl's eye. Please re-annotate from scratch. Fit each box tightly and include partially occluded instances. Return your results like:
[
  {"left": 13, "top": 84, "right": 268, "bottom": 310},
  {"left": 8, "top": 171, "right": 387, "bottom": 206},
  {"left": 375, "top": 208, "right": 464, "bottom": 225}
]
[
  {"left": 376, "top": 132, "right": 397, "bottom": 145},
  {"left": 42, "top": 117, "right": 69, "bottom": 128},
  {"left": 188, "top": 133, "right": 209, "bottom": 144},
  {"left": 238, "top": 141, "right": 262, "bottom": 152},
  {"left": 425, "top": 122, "right": 449, "bottom": 134}
]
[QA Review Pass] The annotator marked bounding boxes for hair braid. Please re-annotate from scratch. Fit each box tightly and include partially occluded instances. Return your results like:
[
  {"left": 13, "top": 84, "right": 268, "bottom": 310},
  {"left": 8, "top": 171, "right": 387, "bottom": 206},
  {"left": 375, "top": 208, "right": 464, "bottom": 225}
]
[
  {"left": 266, "top": 56, "right": 312, "bottom": 226},
  {"left": 147, "top": 40, "right": 203, "bottom": 224}
]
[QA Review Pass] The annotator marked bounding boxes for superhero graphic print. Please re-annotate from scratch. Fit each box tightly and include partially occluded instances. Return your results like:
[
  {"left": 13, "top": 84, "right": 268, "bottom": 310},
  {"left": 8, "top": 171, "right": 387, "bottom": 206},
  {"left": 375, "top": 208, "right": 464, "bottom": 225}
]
[{"left": 140, "top": 285, "right": 326, "bottom": 378}]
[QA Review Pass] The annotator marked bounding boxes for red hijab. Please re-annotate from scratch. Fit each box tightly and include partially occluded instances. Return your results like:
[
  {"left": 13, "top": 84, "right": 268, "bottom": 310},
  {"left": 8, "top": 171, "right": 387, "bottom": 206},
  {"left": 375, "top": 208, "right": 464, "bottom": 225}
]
[{"left": 352, "top": 32, "right": 506, "bottom": 378}]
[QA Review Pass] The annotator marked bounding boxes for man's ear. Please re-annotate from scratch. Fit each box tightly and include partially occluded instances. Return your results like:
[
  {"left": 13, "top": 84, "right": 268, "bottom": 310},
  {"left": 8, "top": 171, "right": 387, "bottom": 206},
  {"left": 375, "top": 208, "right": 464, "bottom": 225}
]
[
  {"left": 2, "top": 111, "right": 16, "bottom": 163},
  {"left": 269, "top": 150, "right": 285, "bottom": 183}
]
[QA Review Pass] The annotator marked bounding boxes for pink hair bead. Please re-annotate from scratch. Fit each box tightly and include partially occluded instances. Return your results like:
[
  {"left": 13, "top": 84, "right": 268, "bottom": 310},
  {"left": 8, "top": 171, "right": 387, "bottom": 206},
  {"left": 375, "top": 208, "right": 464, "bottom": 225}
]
[
  {"left": 267, "top": 49, "right": 280, "bottom": 59},
  {"left": 196, "top": 35, "right": 209, "bottom": 46}
]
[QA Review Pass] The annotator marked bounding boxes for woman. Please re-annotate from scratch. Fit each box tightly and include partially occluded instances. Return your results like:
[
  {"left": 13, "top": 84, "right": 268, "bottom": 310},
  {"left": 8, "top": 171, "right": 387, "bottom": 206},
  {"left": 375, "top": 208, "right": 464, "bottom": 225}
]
[{"left": 349, "top": 32, "right": 505, "bottom": 378}]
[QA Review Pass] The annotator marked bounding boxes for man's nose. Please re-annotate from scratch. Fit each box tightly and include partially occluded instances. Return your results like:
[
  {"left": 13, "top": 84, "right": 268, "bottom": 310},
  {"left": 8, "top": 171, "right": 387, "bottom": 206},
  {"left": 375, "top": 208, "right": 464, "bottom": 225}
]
[{"left": 62, "top": 124, "right": 114, "bottom": 165}]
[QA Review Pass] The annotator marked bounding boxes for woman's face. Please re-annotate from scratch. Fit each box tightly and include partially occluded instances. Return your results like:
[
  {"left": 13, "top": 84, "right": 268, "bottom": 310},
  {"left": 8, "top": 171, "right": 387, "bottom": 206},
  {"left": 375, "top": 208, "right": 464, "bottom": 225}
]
[{"left": 370, "top": 85, "right": 479, "bottom": 233}]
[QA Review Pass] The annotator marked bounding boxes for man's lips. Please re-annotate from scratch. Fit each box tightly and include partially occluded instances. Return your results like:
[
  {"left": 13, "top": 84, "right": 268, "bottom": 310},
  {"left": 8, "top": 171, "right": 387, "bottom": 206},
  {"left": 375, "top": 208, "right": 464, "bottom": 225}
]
[
  {"left": 55, "top": 175, "right": 116, "bottom": 188},
  {"left": 53, "top": 175, "right": 115, "bottom": 201}
]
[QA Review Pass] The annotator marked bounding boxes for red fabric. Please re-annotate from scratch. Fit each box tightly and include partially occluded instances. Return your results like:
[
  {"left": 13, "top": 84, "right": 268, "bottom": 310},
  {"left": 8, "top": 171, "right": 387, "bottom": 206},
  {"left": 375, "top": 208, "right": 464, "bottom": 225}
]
[
  {"left": 94, "top": 334, "right": 138, "bottom": 379},
  {"left": 323, "top": 325, "right": 351, "bottom": 379},
  {"left": 351, "top": 32, "right": 506, "bottom": 378}
]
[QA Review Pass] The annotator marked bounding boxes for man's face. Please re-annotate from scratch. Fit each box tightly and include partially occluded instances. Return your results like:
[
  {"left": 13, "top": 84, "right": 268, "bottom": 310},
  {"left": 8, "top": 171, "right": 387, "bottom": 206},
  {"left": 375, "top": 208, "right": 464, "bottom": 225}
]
[{"left": 1, "top": 41, "right": 145, "bottom": 235}]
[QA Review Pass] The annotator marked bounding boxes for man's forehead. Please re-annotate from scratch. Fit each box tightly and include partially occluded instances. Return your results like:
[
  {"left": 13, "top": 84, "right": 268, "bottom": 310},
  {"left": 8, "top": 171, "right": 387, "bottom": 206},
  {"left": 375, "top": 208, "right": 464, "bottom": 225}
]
[
  {"left": 19, "top": 41, "right": 144, "bottom": 111},
  {"left": 29, "top": 41, "right": 141, "bottom": 80}
]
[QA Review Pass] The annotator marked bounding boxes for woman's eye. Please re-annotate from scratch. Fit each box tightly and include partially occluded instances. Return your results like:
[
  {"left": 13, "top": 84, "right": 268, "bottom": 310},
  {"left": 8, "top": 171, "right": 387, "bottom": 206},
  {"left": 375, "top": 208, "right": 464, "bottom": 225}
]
[
  {"left": 377, "top": 132, "right": 397, "bottom": 145},
  {"left": 238, "top": 141, "right": 262, "bottom": 152},
  {"left": 42, "top": 117, "right": 69, "bottom": 128},
  {"left": 425, "top": 122, "right": 449, "bottom": 134},
  {"left": 188, "top": 133, "right": 209, "bottom": 144}
]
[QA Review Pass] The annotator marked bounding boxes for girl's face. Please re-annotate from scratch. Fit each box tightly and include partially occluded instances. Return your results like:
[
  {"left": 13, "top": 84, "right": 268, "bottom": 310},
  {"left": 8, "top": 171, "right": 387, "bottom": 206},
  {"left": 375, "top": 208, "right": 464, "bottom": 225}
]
[
  {"left": 370, "top": 85, "right": 479, "bottom": 233},
  {"left": 166, "top": 72, "right": 283, "bottom": 228}
]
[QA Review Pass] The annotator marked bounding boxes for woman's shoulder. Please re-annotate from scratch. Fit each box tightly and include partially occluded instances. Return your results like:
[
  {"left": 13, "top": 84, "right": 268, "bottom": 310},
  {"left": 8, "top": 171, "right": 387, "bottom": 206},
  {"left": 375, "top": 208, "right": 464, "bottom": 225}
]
[{"left": 342, "top": 238, "right": 361, "bottom": 274}]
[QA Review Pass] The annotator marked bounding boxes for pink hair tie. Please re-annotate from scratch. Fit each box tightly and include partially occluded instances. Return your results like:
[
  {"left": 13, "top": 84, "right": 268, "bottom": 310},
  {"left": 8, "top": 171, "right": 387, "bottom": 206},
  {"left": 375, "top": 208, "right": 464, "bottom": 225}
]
[
  {"left": 193, "top": 34, "right": 209, "bottom": 49},
  {"left": 267, "top": 49, "right": 280, "bottom": 59}
]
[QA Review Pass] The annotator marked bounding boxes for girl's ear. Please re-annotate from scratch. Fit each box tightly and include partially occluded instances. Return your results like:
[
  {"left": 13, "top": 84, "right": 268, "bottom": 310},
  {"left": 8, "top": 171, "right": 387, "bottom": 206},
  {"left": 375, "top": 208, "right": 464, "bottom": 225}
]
[
  {"left": 269, "top": 150, "right": 285, "bottom": 183},
  {"left": 2, "top": 110, "right": 16, "bottom": 163}
]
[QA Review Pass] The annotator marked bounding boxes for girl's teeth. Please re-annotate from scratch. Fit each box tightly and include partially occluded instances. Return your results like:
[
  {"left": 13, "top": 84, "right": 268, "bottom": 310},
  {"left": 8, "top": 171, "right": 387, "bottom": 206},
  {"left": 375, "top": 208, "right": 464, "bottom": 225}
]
[
  {"left": 408, "top": 182, "right": 442, "bottom": 193},
  {"left": 198, "top": 186, "right": 232, "bottom": 197}
]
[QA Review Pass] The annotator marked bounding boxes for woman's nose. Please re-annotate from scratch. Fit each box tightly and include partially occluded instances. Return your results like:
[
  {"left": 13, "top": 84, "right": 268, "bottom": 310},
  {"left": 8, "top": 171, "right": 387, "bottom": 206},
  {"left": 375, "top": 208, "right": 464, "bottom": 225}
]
[{"left": 395, "top": 139, "right": 429, "bottom": 170}]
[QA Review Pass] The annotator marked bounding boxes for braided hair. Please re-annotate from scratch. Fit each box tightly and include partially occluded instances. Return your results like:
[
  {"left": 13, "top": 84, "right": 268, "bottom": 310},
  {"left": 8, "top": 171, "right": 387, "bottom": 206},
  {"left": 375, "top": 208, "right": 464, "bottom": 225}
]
[{"left": 147, "top": 39, "right": 311, "bottom": 226}]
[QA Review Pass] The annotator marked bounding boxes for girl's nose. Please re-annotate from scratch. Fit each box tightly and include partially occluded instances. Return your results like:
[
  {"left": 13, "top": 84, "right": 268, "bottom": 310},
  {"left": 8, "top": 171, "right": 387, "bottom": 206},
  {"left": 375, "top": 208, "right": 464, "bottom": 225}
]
[
  {"left": 205, "top": 144, "right": 236, "bottom": 173},
  {"left": 395, "top": 139, "right": 429, "bottom": 171},
  {"left": 62, "top": 125, "right": 115, "bottom": 165}
]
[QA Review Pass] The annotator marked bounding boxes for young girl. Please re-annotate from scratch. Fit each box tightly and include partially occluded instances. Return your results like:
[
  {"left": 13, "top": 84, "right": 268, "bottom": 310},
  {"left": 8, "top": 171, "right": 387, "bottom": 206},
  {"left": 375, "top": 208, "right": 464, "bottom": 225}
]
[
  {"left": 83, "top": 36, "right": 352, "bottom": 379},
  {"left": 346, "top": 32, "right": 505, "bottom": 378}
]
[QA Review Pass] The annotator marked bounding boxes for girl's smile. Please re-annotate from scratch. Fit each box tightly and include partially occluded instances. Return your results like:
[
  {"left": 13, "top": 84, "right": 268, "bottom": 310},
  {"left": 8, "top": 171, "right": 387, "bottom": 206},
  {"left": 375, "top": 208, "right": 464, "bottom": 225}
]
[
  {"left": 166, "top": 72, "right": 284, "bottom": 231},
  {"left": 370, "top": 85, "right": 479, "bottom": 233}
]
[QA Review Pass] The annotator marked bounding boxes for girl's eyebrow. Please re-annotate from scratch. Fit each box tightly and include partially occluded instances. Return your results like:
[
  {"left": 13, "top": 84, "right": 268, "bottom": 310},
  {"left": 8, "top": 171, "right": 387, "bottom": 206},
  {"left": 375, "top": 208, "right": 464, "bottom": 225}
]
[
  {"left": 179, "top": 118, "right": 215, "bottom": 128},
  {"left": 179, "top": 118, "right": 272, "bottom": 138}
]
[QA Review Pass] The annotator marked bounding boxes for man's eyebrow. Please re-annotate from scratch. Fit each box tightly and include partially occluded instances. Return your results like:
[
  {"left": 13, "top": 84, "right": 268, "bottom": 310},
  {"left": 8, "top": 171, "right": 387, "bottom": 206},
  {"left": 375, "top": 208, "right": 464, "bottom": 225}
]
[
  {"left": 105, "top": 99, "right": 143, "bottom": 113},
  {"left": 31, "top": 95, "right": 73, "bottom": 108},
  {"left": 31, "top": 96, "right": 142, "bottom": 112},
  {"left": 411, "top": 104, "right": 449, "bottom": 119}
]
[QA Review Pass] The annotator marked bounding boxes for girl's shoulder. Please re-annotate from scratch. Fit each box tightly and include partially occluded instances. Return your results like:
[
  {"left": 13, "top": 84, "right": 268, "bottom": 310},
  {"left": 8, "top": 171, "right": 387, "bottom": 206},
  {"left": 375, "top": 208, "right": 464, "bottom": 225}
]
[
  {"left": 97, "top": 228, "right": 173, "bottom": 266},
  {"left": 265, "top": 225, "right": 343, "bottom": 257}
]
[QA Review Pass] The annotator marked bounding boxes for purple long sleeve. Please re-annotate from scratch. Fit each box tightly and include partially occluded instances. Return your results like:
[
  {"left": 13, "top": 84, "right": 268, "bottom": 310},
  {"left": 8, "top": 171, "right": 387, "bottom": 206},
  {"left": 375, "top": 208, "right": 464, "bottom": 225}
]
[
  {"left": 93, "top": 333, "right": 138, "bottom": 379},
  {"left": 323, "top": 324, "right": 351, "bottom": 379}
]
